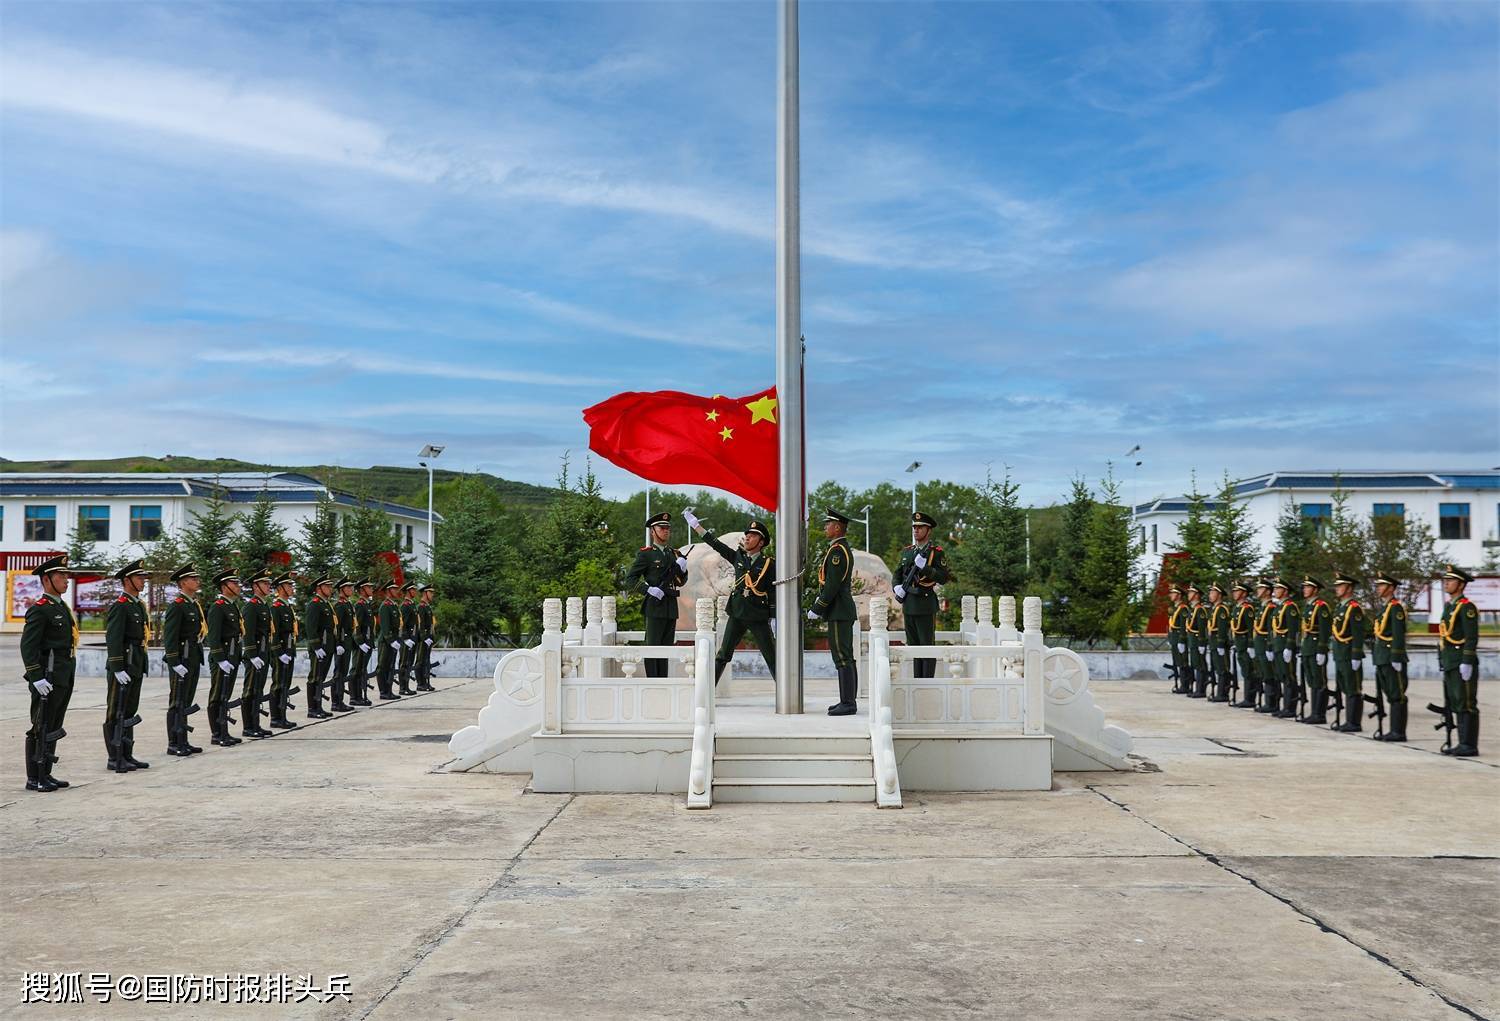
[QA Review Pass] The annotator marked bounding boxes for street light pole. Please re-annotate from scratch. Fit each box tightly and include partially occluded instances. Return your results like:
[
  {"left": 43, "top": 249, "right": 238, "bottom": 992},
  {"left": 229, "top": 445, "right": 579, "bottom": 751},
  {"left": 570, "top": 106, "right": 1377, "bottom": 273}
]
[
  {"left": 860, "top": 504, "right": 872, "bottom": 553},
  {"left": 905, "top": 461, "right": 923, "bottom": 514},
  {"left": 419, "top": 445, "right": 444, "bottom": 573}
]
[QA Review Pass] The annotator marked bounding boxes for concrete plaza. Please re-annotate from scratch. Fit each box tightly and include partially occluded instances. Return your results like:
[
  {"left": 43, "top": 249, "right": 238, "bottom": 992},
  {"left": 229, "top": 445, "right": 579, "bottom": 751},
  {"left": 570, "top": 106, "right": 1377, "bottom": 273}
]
[{"left": 2, "top": 651, "right": 1495, "bottom": 1019}]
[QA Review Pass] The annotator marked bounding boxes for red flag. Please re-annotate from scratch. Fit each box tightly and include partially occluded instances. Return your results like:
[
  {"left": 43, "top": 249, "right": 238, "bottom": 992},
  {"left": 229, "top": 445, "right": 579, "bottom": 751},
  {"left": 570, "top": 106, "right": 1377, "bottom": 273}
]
[{"left": 583, "top": 386, "right": 779, "bottom": 510}]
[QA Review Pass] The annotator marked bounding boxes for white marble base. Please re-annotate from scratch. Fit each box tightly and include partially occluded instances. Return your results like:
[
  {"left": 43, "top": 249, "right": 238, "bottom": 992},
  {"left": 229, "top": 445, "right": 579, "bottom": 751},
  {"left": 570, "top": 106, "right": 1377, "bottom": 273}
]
[
  {"left": 893, "top": 734, "right": 1053, "bottom": 791},
  {"left": 530, "top": 733, "right": 693, "bottom": 794}
]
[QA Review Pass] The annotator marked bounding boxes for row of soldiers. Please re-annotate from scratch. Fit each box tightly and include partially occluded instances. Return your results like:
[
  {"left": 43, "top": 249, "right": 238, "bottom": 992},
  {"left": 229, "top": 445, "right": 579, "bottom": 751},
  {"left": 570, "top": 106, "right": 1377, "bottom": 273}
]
[
  {"left": 1165, "top": 564, "right": 1482, "bottom": 756},
  {"left": 19, "top": 555, "right": 441, "bottom": 793}
]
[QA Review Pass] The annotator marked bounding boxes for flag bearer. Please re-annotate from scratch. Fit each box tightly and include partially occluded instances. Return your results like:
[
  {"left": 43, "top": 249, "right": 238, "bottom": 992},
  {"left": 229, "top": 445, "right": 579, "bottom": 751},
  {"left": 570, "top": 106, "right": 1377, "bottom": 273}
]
[{"left": 684, "top": 510, "right": 776, "bottom": 684}]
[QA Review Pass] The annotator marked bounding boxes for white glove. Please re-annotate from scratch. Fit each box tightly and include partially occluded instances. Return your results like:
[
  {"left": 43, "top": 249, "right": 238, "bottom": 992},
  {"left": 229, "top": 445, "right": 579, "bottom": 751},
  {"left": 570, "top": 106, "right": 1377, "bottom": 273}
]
[
  {"left": 336, "top": 645, "right": 345, "bottom": 656},
  {"left": 806, "top": 609, "right": 818, "bottom": 621},
  {"left": 403, "top": 639, "right": 415, "bottom": 648},
  {"left": 770, "top": 619, "right": 777, "bottom": 637},
  {"left": 424, "top": 638, "right": 434, "bottom": 646},
  {"left": 172, "top": 663, "right": 187, "bottom": 678},
  {"left": 316, "top": 647, "right": 327, "bottom": 660},
  {"left": 1460, "top": 663, "right": 1474, "bottom": 681},
  {"left": 675, "top": 556, "right": 688, "bottom": 572},
  {"left": 32, "top": 678, "right": 54, "bottom": 696},
  {"left": 1176, "top": 643, "right": 1186, "bottom": 654},
  {"left": 1352, "top": 655, "right": 1362, "bottom": 663},
  {"left": 647, "top": 586, "right": 665, "bottom": 600},
  {"left": 1282, "top": 649, "right": 1292, "bottom": 663},
  {"left": 114, "top": 671, "right": 131, "bottom": 686},
  {"left": 893, "top": 584, "right": 906, "bottom": 599},
  {"left": 359, "top": 643, "right": 370, "bottom": 654},
  {"left": 250, "top": 656, "right": 265, "bottom": 670},
  {"left": 915, "top": 553, "right": 928, "bottom": 569},
  {"left": 1315, "top": 653, "right": 1325, "bottom": 666},
  {"left": 1264, "top": 650, "right": 1274, "bottom": 662},
  {"left": 683, "top": 509, "right": 700, "bottom": 530},
  {"left": 390, "top": 641, "right": 400, "bottom": 651},
  {"left": 1217, "top": 646, "right": 1227, "bottom": 656},
  {"left": 278, "top": 654, "right": 292, "bottom": 665},
  {"left": 218, "top": 660, "right": 233, "bottom": 673}
]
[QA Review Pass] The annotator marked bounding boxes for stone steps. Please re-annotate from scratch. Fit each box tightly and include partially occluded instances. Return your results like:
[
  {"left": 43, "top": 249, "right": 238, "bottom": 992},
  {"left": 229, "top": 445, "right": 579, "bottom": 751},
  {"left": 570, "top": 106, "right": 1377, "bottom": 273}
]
[{"left": 712, "top": 732, "right": 875, "bottom": 803}]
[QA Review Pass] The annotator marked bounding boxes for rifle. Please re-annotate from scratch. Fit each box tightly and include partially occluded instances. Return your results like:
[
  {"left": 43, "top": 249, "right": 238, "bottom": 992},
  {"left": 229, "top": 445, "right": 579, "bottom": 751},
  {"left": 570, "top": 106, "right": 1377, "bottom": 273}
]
[
  {"left": 1363, "top": 690, "right": 1386, "bottom": 739},
  {"left": 1427, "top": 703, "right": 1455, "bottom": 751},
  {"left": 219, "top": 638, "right": 243, "bottom": 729},
  {"left": 1226, "top": 648, "right": 1239, "bottom": 704},
  {"left": 114, "top": 640, "right": 146, "bottom": 752},
  {"left": 1328, "top": 683, "right": 1344, "bottom": 729},
  {"left": 892, "top": 545, "right": 938, "bottom": 604},
  {"left": 1162, "top": 662, "right": 1179, "bottom": 681},
  {"left": 31, "top": 657, "right": 68, "bottom": 774},
  {"left": 1295, "top": 677, "right": 1308, "bottom": 721}
]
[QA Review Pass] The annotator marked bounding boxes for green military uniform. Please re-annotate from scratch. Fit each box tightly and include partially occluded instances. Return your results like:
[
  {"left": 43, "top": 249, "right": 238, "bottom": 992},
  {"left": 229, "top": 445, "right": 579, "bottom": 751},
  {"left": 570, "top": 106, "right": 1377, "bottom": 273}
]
[
  {"left": 206, "top": 570, "right": 246, "bottom": 746},
  {"left": 1437, "top": 566, "right": 1481, "bottom": 756},
  {"left": 1299, "top": 579, "right": 1332, "bottom": 723},
  {"left": 269, "top": 577, "right": 300, "bottom": 728},
  {"left": 895, "top": 511, "right": 951, "bottom": 680},
  {"left": 1184, "top": 589, "right": 1209, "bottom": 698},
  {"left": 162, "top": 564, "right": 206, "bottom": 755},
  {"left": 1206, "top": 585, "right": 1232, "bottom": 702},
  {"left": 376, "top": 584, "right": 403, "bottom": 700},
  {"left": 240, "top": 573, "right": 275, "bottom": 738},
  {"left": 304, "top": 580, "right": 336, "bottom": 718},
  {"left": 351, "top": 583, "right": 375, "bottom": 705},
  {"left": 1166, "top": 588, "right": 1189, "bottom": 694},
  {"left": 1369, "top": 573, "right": 1408, "bottom": 741},
  {"left": 812, "top": 510, "right": 858, "bottom": 716},
  {"left": 397, "top": 585, "right": 419, "bottom": 694},
  {"left": 1271, "top": 583, "right": 1301, "bottom": 718},
  {"left": 104, "top": 560, "right": 152, "bottom": 771},
  {"left": 625, "top": 512, "right": 688, "bottom": 678},
  {"left": 330, "top": 580, "right": 356, "bottom": 710},
  {"left": 1230, "top": 583, "right": 1257, "bottom": 708},
  {"left": 415, "top": 586, "right": 437, "bottom": 691},
  {"left": 697, "top": 520, "right": 776, "bottom": 683},
  {"left": 1251, "top": 582, "right": 1278, "bottom": 713},
  {"left": 20, "top": 556, "right": 77, "bottom": 792},
  {"left": 1329, "top": 574, "right": 1366, "bottom": 732}
]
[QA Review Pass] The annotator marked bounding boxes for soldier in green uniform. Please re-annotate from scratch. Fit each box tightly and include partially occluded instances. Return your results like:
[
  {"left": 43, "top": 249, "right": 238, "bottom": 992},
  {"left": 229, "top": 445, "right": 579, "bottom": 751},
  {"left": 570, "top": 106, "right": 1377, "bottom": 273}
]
[
  {"left": 206, "top": 569, "right": 245, "bottom": 747},
  {"left": 20, "top": 555, "right": 76, "bottom": 792},
  {"left": 1252, "top": 579, "right": 1278, "bottom": 713},
  {"left": 1298, "top": 576, "right": 1332, "bottom": 724},
  {"left": 810, "top": 510, "right": 858, "bottom": 716},
  {"left": 683, "top": 510, "right": 776, "bottom": 683},
  {"left": 1329, "top": 573, "right": 1366, "bottom": 733},
  {"left": 1369, "top": 572, "right": 1409, "bottom": 742},
  {"left": 1206, "top": 583, "right": 1232, "bottom": 702},
  {"left": 351, "top": 580, "right": 376, "bottom": 706},
  {"left": 1271, "top": 579, "right": 1301, "bottom": 718},
  {"left": 625, "top": 512, "right": 689, "bottom": 678},
  {"left": 330, "top": 578, "right": 357, "bottom": 711},
  {"left": 269, "top": 574, "right": 300, "bottom": 730},
  {"left": 1166, "top": 584, "right": 1189, "bottom": 694},
  {"left": 894, "top": 511, "right": 951, "bottom": 679},
  {"left": 1437, "top": 565, "right": 1481, "bottom": 757},
  {"left": 161, "top": 563, "right": 205, "bottom": 756},
  {"left": 1184, "top": 584, "right": 1209, "bottom": 698},
  {"left": 376, "top": 581, "right": 403, "bottom": 700},
  {"left": 415, "top": 584, "right": 438, "bottom": 691},
  {"left": 239, "top": 570, "right": 275, "bottom": 739},
  {"left": 1229, "top": 581, "right": 1257, "bottom": 708},
  {"left": 104, "top": 559, "right": 152, "bottom": 772},
  {"left": 304, "top": 576, "right": 336, "bottom": 719},
  {"left": 396, "top": 582, "right": 419, "bottom": 695}
]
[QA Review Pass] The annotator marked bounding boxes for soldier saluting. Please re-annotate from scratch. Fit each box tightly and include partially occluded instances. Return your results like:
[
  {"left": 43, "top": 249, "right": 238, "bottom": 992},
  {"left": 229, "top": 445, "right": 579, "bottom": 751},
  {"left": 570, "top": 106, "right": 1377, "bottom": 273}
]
[
  {"left": 20, "top": 555, "right": 77, "bottom": 792},
  {"left": 683, "top": 510, "right": 776, "bottom": 684},
  {"left": 206, "top": 569, "right": 245, "bottom": 747},
  {"left": 1369, "top": 572, "right": 1408, "bottom": 742},
  {"left": 810, "top": 509, "right": 858, "bottom": 717},
  {"left": 625, "top": 511, "right": 688, "bottom": 678},
  {"left": 162, "top": 563, "right": 206, "bottom": 756},
  {"left": 894, "top": 511, "right": 950, "bottom": 679},
  {"left": 105, "top": 559, "right": 152, "bottom": 772}
]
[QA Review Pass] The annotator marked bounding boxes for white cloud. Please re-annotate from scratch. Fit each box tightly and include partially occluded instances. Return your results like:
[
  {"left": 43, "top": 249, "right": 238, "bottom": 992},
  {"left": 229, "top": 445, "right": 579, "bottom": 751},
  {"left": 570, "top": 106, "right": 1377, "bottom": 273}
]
[{"left": 197, "top": 346, "right": 607, "bottom": 388}]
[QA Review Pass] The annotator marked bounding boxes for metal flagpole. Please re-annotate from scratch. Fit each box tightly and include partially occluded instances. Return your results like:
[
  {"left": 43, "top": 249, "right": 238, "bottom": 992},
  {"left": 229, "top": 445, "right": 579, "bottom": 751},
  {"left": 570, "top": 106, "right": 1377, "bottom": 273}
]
[{"left": 774, "top": 0, "right": 804, "bottom": 715}]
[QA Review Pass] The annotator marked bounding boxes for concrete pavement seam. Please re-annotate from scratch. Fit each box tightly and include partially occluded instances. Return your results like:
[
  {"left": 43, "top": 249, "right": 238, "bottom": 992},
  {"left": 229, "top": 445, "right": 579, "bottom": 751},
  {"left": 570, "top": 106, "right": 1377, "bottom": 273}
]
[
  {"left": 1085, "top": 785, "right": 1492, "bottom": 1021},
  {"left": 354, "top": 792, "right": 576, "bottom": 1020}
]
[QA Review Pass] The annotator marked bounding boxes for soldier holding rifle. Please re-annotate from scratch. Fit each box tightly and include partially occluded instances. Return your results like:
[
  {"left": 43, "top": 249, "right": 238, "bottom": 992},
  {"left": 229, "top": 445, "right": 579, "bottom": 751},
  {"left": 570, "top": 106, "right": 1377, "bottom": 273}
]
[
  {"left": 162, "top": 563, "right": 206, "bottom": 756},
  {"left": 105, "top": 559, "right": 152, "bottom": 771},
  {"left": 20, "top": 555, "right": 76, "bottom": 792},
  {"left": 625, "top": 512, "right": 688, "bottom": 678}
]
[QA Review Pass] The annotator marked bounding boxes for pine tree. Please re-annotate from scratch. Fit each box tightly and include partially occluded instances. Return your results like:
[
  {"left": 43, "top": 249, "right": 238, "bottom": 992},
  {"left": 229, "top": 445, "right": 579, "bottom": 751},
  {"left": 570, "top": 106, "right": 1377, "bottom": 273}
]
[
  {"left": 1074, "top": 469, "right": 1145, "bottom": 648},
  {"left": 1209, "top": 471, "right": 1259, "bottom": 584},
  {"left": 1365, "top": 513, "right": 1442, "bottom": 607},
  {"left": 64, "top": 522, "right": 99, "bottom": 571},
  {"left": 528, "top": 455, "right": 617, "bottom": 613},
  {"left": 341, "top": 497, "right": 399, "bottom": 586},
  {"left": 951, "top": 467, "right": 1027, "bottom": 597},
  {"left": 294, "top": 490, "right": 342, "bottom": 592},
  {"left": 433, "top": 475, "right": 511, "bottom": 643},
  {"left": 234, "top": 489, "right": 290, "bottom": 579},
  {"left": 1272, "top": 501, "right": 1320, "bottom": 582},
  {"left": 181, "top": 480, "right": 240, "bottom": 579},
  {"left": 1320, "top": 483, "right": 1365, "bottom": 586},
  {"left": 1049, "top": 476, "right": 1093, "bottom": 639},
  {"left": 1170, "top": 471, "right": 1216, "bottom": 586}
]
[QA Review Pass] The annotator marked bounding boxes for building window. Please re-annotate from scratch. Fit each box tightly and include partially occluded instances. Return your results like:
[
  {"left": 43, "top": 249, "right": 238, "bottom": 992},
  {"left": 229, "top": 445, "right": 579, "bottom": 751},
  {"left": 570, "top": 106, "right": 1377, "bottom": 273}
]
[
  {"left": 78, "top": 505, "right": 110, "bottom": 541},
  {"left": 1300, "top": 503, "right": 1332, "bottom": 534},
  {"left": 405, "top": 525, "right": 414, "bottom": 553},
  {"left": 25, "top": 505, "right": 57, "bottom": 542},
  {"left": 1151, "top": 523, "right": 1158, "bottom": 553},
  {"left": 1372, "top": 503, "right": 1405, "bottom": 519},
  {"left": 1439, "top": 503, "right": 1471, "bottom": 540},
  {"left": 129, "top": 505, "right": 163, "bottom": 541},
  {"left": 0, "top": 505, "right": 4, "bottom": 541}
]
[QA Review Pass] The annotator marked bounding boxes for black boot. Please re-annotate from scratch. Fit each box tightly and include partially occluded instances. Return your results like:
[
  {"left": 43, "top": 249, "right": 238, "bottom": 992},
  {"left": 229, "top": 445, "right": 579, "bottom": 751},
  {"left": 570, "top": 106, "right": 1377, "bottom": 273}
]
[
  {"left": 827, "top": 665, "right": 857, "bottom": 716},
  {"left": 104, "top": 723, "right": 133, "bottom": 771},
  {"left": 1340, "top": 694, "right": 1362, "bottom": 733},
  {"left": 182, "top": 705, "right": 204, "bottom": 753},
  {"left": 166, "top": 707, "right": 189, "bottom": 756},
  {"left": 42, "top": 739, "right": 68, "bottom": 788},
  {"left": 1275, "top": 683, "right": 1296, "bottom": 718},
  {"left": 714, "top": 657, "right": 731, "bottom": 686},
  {"left": 122, "top": 737, "right": 149, "bottom": 769},
  {"left": 25, "top": 735, "right": 57, "bottom": 792},
  {"left": 1383, "top": 702, "right": 1408, "bottom": 742},
  {"left": 1452, "top": 712, "right": 1480, "bottom": 757},
  {"left": 331, "top": 679, "right": 352, "bottom": 712},
  {"left": 1301, "top": 687, "right": 1327, "bottom": 724},
  {"left": 1256, "top": 680, "right": 1278, "bottom": 713}
]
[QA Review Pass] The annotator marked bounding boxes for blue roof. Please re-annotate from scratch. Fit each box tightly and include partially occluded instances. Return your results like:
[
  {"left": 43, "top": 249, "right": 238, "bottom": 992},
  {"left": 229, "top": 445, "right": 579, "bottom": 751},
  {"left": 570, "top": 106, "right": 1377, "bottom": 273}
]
[{"left": 1137, "top": 468, "right": 1499, "bottom": 514}]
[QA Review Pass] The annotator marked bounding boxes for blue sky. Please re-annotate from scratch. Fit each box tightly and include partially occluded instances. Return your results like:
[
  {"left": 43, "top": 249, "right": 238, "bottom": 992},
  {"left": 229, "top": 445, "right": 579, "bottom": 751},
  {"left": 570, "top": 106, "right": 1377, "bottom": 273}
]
[{"left": 1, "top": 1, "right": 1496, "bottom": 505}]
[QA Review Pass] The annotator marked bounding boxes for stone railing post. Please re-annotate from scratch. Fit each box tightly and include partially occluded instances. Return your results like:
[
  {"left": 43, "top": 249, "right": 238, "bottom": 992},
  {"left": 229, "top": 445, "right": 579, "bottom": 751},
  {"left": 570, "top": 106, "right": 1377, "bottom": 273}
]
[
  {"left": 868, "top": 596, "right": 890, "bottom": 732},
  {"left": 960, "top": 594, "right": 977, "bottom": 639},
  {"left": 975, "top": 596, "right": 996, "bottom": 677},
  {"left": 998, "top": 595, "right": 1019, "bottom": 644},
  {"left": 564, "top": 596, "right": 584, "bottom": 647},
  {"left": 715, "top": 594, "right": 732, "bottom": 688},
  {"left": 695, "top": 598, "right": 717, "bottom": 724},
  {"left": 1021, "top": 596, "right": 1044, "bottom": 735},
  {"left": 539, "top": 599, "right": 564, "bottom": 735},
  {"left": 583, "top": 596, "right": 603, "bottom": 679}
]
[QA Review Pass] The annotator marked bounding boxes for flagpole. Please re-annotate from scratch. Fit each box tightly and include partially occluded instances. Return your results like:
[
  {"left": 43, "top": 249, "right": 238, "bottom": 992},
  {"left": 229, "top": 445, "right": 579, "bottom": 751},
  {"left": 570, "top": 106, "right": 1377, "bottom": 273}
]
[{"left": 774, "top": 0, "right": 804, "bottom": 715}]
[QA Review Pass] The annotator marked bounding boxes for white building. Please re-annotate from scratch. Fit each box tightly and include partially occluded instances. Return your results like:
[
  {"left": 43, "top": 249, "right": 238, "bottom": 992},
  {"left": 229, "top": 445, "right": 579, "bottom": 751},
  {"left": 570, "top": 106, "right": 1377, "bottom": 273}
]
[
  {"left": 1133, "top": 469, "right": 1500, "bottom": 583},
  {"left": 1, "top": 472, "right": 438, "bottom": 628}
]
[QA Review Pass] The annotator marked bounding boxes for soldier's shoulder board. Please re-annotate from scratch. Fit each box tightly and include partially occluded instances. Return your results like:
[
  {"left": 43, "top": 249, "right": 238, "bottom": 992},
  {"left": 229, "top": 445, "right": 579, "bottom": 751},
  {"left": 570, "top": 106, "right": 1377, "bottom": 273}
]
[
  {"left": 116, "top": 595, "right": 128, "bottom": 603},
  {"left": 215, "top": 598, "right": 226, "bottom": 605},
  {"left": 640, "top": 546, "right": 651, "bottom": 552},
  {"left": 931, "top": 544, "right": 944, "bottom": 552},
  {"left": 174, "top": 595, "right": 185, "bottom": 603}
]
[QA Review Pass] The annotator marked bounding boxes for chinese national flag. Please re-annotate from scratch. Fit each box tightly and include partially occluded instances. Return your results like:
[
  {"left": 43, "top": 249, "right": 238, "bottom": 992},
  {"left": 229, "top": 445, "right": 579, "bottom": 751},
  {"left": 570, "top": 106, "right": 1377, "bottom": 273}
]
[{"left": 583, "top": 386, "right": 779, "bottom": 510}]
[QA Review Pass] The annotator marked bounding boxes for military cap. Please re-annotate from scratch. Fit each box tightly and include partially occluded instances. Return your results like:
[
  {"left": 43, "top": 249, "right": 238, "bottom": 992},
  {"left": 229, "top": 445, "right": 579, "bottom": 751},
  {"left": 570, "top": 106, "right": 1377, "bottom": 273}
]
[
  {"left": 32, "top": 555, "right": 69, "bottom": 577},
  {"left": 1372, "top": 572, "right": 1399, "bottom": 588},
  {"left": 1301, "top": 575, "right": 1323, "bottom": 591},
  {"left": 357, "top": 579, "right": 373, "bottom": 589},
  {"left": 1255, "top": 577, "right": 1273, "bottom": 592},
  {"left": 912, "top": 510, "right": 937, "bottom": 529},
  {"left": 1185, "top": 582, "right": 1201, "bottom": 595},
  {"left": 1332, "top": 572, "right": 1359, "bottom": 588},
  {"left": 169, "top": 563, "right": 198, "bottom": 583},
  {"left": 274, "top": 574, "right": 295, "bottom": 588},
  {"left": 744, "top": 519, "right": 770, "bottom": 541},
  {"left": 1207, "top": 582, "right": 1225, "bottom": 596},
  {"left": 1230, "top": 579, "right": 1249, "bottom": 594},
  {"left": 646, "top": 511, "right": 671, "bottom": 529},
  {"left": 114, "top": 559, "right": 148, "bottom": 581},
  {"left": 824, "top": 509, "right": 850, "bottom": 525},
  {"left": 244, "top": 569, "right": 273, "bottom": 586},
  {"left": 212, "top": 569, "right": 240, "bottom": 588},
  {"left": 381, "top": 580, "right": 399, "bottom": 591},
  {"left": 336, "top": 577, "right": 354, "bottom": 589},
  {"left": 401, "top": 581, "right": 417, "bottom": 592},
  {"left": 1168, "top": 583, "right": 1184, "bottom": 596},
  {"left": 311, "top": 576, "right": 333, "bottom": 589},
  {"left": 1271, "top": 577, "right": 1291, "bottom": 591},
  {"left": 420, "top": 584, "right": 435, "bottom": 593},
  {"left": 1443, "top": 564, "right": 1473, "bottom": 583}
]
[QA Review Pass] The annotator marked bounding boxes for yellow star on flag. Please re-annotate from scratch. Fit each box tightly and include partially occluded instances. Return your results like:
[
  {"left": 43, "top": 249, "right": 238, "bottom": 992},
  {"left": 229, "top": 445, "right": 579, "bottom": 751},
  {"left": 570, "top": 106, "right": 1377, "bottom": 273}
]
[
  {"left": 745, "top": 395, "right": 778, "bottom": 425},
  {"left": 706, "top": 410, "right": 720, "bottom": 422},
  {"left": 719, "top": 427, "right": 734, "bottom": 441}
]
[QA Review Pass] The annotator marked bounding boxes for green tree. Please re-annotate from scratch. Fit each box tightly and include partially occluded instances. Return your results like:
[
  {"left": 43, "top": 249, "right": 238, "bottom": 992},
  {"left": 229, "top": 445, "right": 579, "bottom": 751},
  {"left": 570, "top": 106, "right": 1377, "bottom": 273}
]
[
  {"left": 1209, "top": 471, "right": 1259, "bottom": 583},
  {"left": 433, "top": 475, "right": 512, "bottom": 643},
  {"left": 341, "top": 497, "right": 400, "bottom": 586},
  {"left": 294, "top": 490, "right": 342, "bottom": 592},
  {"left": 233, "top": 489, "right": 290, "bottom": 578},
  {"left": 527, "top": 455, "right": 618, "bottom": 615},
  {"left": 1073, "top": 469, "right": 1145, "bottom": 647},
  {"left": 181, "top": 480, "right": 240, "bottom": 579},
  {"left": 1049, "top": 476, "right": 1094, "bottom": 639},
  {"left": 1170, "top": 472, "right": 1216, "bottom": 586},
  {"left": 1365, "top": 513, "right": 1442, "bottom": 608},
  {"left": 1318, "top": 483, "right": 1365, "bottom": 586},
  {"left": 1271, "top": 502, "right": 1320, "bottom": 582},
  {"left": 64, "top": 522, "right": 100, "bottom": 571},
  {"left": 950, "top": 467, "right": 1027, "bottom": 598}
]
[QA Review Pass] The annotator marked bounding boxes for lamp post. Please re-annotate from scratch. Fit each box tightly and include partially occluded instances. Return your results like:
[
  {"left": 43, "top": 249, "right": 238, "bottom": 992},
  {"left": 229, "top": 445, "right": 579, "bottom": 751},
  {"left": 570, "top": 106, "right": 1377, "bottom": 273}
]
[
  {"left": 849, "top": 504, "right": 872, "bottom": 553},
  {"left": 905, "top": 461, "right": 923, "bottom": 514},
  {"left": 419, "top": 444, "right": 444, "bottom": 573}
]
